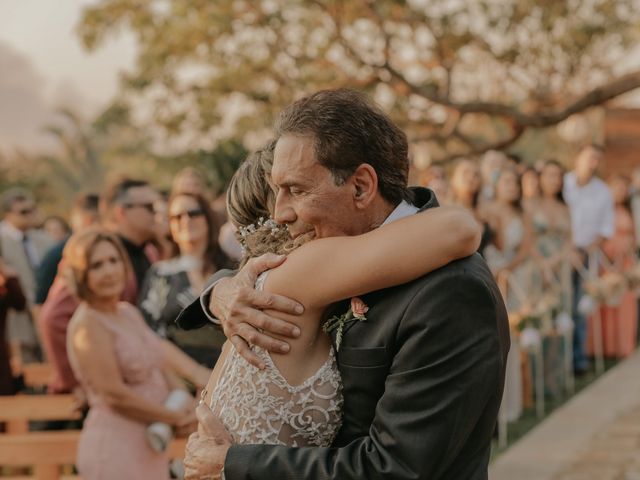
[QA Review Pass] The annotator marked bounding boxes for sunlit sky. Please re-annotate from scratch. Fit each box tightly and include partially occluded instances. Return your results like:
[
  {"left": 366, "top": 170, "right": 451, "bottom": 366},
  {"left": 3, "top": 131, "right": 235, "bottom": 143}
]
[
  {"left": 0, "top": 0, "right": 136, "bottom": 151},
  {"left": 0, "top": 1, "right": 638, "bottom": 154}
]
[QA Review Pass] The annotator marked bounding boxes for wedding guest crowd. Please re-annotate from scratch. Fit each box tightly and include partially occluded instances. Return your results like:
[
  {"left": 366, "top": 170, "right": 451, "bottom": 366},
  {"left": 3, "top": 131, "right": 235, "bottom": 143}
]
[
  {"left": 425, "top": 144, "right": 638, "bottom": 426},
  {"left": 0, "top": 141, "right": 637, "bottom": 457}
]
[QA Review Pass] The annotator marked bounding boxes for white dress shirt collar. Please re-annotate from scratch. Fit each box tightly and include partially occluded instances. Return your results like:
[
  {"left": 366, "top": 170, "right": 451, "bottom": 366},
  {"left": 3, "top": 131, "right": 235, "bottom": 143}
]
[{"left": 381, "top": 200, "right": 419, "bottom": 227}]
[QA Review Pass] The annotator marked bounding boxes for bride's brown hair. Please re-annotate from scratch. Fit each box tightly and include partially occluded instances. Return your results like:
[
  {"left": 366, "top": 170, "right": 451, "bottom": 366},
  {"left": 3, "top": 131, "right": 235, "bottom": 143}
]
[{"left": 227, "top": 141, "right": 304, "bottom": 266}]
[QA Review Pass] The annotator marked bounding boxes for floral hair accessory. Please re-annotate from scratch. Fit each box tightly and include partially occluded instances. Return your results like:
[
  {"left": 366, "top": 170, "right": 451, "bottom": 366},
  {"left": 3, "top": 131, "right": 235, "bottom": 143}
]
[
  {"left": 236, "top": 217, "right": 289, "bottom": 253},
  {"left": 323, "top": 297, "right": 369, "bottom": 351},
  {"left": 238, "top": 217, "right": 282, "bottom": 240}
]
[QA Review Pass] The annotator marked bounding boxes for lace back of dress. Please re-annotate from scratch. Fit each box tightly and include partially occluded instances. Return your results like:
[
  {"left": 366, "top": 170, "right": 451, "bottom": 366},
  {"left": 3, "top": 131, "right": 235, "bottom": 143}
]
[
  {"left": 208, "top": 269, "right": 343, "bottom": 447},
  {"left": 209, "top": 346, "right": 342, "bottom": 447}
]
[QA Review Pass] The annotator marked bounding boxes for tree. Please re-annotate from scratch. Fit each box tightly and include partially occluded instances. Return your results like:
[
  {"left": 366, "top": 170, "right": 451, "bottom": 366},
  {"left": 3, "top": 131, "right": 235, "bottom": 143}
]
[
  {"left": 40, "top": 108, "right": 105, "bottom": 192},
  {"left": 198, "top": 139, "right": 248, "bottom": 196},
  {"left": 78, "top": 0, "right": 640, "bottom": 162},
  {"left": 1, "top": 104, "right": 163, "bottom": 214}
]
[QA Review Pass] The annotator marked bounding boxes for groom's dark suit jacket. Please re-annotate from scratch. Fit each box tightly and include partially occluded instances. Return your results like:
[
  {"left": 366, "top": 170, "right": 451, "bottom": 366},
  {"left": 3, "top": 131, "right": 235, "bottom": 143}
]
[{"left": 177, "top": 187, "right": 510, "bottom": 479}]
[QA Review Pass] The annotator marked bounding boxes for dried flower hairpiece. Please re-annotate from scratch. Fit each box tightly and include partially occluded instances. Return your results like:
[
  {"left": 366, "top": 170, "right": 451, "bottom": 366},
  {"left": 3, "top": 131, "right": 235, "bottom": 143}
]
[
  {"left": 237, "top": 217, "right": 287, "bottom": 249},
  {"left": 235, "top": 217, "right": 295, "bottom": 261}
]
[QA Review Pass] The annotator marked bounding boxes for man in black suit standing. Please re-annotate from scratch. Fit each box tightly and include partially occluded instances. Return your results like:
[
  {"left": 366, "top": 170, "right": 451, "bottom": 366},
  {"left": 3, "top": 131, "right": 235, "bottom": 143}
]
[{"left": 181, "top": 89, "right": 509, "bottom": 479}]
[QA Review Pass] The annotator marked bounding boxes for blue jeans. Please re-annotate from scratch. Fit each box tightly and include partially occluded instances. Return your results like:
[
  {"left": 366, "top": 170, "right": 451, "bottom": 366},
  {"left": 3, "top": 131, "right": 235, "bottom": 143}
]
[{"left": 572, "top": 265, "right": 589, "bottom": 371}]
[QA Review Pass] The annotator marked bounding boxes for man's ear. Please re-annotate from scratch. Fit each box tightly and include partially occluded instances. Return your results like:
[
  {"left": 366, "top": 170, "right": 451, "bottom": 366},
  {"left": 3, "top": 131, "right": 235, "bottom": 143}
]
[{"left": 350, "top": 163, "right": 378, "bottom": 209}]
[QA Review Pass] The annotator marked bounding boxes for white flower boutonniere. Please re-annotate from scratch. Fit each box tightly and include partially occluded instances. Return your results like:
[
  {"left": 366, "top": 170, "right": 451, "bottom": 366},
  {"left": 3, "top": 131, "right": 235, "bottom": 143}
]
[{"left": 322, "top": 297, "right": 369, "bottom": 351}]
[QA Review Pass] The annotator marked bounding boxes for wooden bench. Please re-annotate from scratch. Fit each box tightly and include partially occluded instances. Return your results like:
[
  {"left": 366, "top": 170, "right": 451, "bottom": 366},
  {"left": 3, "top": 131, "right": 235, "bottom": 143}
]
[
  {"left": 22, "top": 363, "right": 53, "bottom": 389},
  {"left": 0, "top": 395, "right": 81, "bottom": 434},
  {"left": 0, "top": 430, "right": 187, "bottom": 480},
  {"left": 0, "top": 373, "right": 188, "bottom": 479}
]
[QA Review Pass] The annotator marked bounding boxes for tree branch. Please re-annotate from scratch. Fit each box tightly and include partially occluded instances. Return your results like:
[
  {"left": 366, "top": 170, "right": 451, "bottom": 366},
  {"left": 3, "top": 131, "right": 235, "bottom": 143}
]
[
  {"left": 436, "top": 124, "right": 526, "bottom": 164},
  {"left": 386, "top": 65, "right": 640, "bottom": 128}
]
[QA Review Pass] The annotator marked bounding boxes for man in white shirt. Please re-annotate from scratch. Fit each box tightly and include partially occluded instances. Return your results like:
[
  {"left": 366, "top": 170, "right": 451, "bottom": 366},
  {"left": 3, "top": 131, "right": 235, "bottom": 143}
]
[
  {"left": 563, "top": 144, "right": 614, "bottom": 374},
  {"left": 0, "top": 188, "right": 54, "bottom": 361}
]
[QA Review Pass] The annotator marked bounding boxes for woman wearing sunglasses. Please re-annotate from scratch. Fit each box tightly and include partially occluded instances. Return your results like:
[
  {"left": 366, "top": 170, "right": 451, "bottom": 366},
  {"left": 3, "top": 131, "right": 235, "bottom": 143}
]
[{"left": 138, "top": 193, "right": 231, "bottom": 367}]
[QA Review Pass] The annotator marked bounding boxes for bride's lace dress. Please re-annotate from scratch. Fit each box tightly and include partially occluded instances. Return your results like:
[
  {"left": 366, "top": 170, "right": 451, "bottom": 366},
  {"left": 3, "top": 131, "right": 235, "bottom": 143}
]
[{"left": 208, "top": 272, "right": 343, "bottom": 447}]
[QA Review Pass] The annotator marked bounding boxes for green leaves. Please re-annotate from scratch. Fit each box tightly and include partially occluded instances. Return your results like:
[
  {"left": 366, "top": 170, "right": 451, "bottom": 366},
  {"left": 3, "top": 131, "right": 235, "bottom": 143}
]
[{"left": 76, "top": 0, "right": 640, "bottom": 162}]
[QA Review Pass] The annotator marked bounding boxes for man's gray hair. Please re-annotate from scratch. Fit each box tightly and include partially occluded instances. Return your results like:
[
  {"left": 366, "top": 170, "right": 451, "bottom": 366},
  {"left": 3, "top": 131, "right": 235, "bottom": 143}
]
[{"left": 274, "top": 89, "right": 413, "bottom": 205}]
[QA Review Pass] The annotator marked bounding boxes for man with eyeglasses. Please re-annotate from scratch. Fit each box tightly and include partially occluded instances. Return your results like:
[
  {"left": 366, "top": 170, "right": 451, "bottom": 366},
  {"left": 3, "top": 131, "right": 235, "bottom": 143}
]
[
  {"left": 99, "top": 178, "right": 161, "bottom": 294},
  {"left": 0, "top": 187, "right": 54, "bottom": 362}
]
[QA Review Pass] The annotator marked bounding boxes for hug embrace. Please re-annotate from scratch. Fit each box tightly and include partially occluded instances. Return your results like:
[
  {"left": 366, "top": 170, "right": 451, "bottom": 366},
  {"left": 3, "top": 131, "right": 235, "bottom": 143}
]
[{"left": 178, "top": 88, "right": 510, "bottom": 480}]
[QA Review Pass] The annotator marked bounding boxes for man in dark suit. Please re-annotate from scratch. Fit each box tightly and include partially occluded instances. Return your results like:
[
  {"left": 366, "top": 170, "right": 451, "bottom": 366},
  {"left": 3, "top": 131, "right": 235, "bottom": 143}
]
[{"left": 180, "top": 89, "right": 510, "bottom": 479}]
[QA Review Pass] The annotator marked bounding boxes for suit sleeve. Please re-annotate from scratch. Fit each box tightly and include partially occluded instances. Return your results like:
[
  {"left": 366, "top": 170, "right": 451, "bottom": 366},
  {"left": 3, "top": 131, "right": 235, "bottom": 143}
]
[
  {"left": 224, "top": 269, "right": 507, "bottom": 479},
  {"left": 175, "top": 269, "right": 236, "bottom": 330}
]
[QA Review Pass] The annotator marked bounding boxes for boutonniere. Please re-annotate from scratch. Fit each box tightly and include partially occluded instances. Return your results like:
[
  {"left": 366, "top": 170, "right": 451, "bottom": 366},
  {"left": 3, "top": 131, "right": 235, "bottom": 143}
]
[{"left": 322, "top": 297, "right": 369, "bottom": 351}]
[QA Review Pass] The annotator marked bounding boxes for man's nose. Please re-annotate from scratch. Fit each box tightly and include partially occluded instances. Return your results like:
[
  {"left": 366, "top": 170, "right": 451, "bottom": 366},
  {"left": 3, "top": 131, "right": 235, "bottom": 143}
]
[{"left": 274, "top": 192, "right": 296, "bottom": 224}]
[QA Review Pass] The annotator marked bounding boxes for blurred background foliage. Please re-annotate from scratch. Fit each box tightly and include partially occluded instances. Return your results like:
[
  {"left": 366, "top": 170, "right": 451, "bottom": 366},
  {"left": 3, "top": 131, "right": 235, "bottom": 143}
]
[{"left": 2, "top": 0, "right": 639, "bottom": 211}]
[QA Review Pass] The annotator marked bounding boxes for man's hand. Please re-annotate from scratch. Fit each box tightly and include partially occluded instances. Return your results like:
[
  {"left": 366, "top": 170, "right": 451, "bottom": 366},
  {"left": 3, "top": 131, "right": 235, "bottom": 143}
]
[
  {"left": 184, "top": 403, "right": 232, "bottom": 480},
  {"left": 174, "top": 404, "right": 199, "bottom": 438},
  {"left": 210, "top": 253, "right": 304, "bottom": 369}
]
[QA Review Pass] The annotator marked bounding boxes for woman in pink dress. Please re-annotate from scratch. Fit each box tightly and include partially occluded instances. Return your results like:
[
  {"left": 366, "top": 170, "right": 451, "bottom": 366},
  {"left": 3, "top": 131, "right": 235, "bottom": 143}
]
[
  {"left": 65, "top": 228, "right": 210, "bottom": 479},
  {"left": 589, "top": 174, "right": 638, "bottom": 358}
]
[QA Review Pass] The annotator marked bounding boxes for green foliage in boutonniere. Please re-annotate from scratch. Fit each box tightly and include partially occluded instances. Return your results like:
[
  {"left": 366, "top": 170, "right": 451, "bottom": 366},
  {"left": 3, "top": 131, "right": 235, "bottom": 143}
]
[{"left": 322, "top": 297, "right": 369, "bottom": 351}]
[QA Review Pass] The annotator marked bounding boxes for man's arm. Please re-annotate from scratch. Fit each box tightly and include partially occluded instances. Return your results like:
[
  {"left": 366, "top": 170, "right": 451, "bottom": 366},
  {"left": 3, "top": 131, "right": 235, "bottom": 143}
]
[{"left": 190, "top": 266, "right": 509, "bottom": 479}]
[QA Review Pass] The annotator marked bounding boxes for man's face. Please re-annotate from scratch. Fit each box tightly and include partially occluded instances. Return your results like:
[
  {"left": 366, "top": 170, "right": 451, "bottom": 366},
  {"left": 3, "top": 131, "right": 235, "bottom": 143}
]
[
  {"left": 271, "top": 135, "right": 361, "bottom": 239},
  {"left": 6, "top": 198, "right": 37, "bottom": 232},
  {"left": 119, "top": 186, "right": 159, "bottom": 242},
  {"left": 575, "top": 147, "right": 602, "bottom": 181}
]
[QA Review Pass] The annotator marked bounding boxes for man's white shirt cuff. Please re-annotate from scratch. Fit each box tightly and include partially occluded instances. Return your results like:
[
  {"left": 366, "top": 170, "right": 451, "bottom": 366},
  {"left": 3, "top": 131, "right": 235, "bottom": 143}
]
[{"left": 200, "top": 281, "right": 222, "bottom": 325}]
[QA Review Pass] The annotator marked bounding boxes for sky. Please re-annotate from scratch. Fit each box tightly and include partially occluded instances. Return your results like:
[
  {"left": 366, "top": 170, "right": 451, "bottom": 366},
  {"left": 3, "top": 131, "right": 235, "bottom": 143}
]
[{"left": 0, "top": 0, "right": 136, "bottom": 152}]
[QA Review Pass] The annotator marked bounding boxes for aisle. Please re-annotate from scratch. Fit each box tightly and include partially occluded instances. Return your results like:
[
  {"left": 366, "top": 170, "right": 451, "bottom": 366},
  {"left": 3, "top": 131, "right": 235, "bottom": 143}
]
[
  {"left": 489, "top": 350, "right": 640, "bottom": 480},
  {"left": 554, "top": 404, "right": 640, "bottom": 479}
]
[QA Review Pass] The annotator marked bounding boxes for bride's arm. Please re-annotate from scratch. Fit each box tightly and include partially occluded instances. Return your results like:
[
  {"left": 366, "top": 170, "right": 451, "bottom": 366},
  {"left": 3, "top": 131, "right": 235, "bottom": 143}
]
[{"left": 266, "top": 205, "right": 480, "bottom": 309}]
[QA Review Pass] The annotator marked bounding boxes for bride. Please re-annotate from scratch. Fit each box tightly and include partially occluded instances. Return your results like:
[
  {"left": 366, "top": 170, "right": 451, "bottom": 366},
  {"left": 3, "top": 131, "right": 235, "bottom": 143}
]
[{"left": 199, "top": 153, "right": 481, "bottom": 447}]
